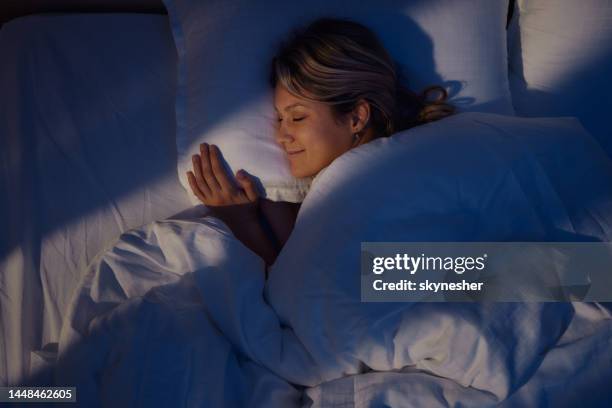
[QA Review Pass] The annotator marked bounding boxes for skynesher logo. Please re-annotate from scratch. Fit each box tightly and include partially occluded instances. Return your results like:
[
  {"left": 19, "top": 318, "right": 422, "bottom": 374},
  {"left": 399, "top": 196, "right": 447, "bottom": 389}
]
[
  {"left": 372, "top": 253, "right": 488, "bottom": 275},
  {"left": 362, "top": 242, "right": 612, "bottom": 302}
]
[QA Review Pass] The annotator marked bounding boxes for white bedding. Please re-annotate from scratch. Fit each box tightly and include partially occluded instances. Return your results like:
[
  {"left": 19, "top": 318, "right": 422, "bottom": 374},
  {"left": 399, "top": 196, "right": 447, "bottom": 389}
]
[
  {"left": 54, "top": 113, "right": 612, "bottom": 407},
  {"left": 2, "top": 11, "right": 611, "bottom": 408},
  {"left": 304, "top": 302, "right": 612, "bottom": 407},
  {"left": 55, "top": 207, "right": 302, "bottom": 407},
  {"left": 0, "top": 15, "right": 192, "bottom": 386},
  {"left": 54, "top": 223, "right": 612, "bottom": 407}
]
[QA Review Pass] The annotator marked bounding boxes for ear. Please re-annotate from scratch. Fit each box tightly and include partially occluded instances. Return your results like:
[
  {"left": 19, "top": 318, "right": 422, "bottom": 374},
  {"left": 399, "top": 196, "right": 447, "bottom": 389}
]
[{"left": 349, "top": 99, "right": 371, "bottom": 133}]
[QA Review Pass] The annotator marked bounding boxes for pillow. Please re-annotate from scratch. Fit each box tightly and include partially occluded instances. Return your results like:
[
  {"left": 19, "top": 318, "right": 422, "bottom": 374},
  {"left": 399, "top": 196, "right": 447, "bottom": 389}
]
[
  {"left": 266, "top": 112, "right": 612, "bottom": 397},
  {"left": 507, "top": 0, "right": 612, "bottom": 158},
  {"left": 163, "top": 0, "right": 514, "bottom": 205}
]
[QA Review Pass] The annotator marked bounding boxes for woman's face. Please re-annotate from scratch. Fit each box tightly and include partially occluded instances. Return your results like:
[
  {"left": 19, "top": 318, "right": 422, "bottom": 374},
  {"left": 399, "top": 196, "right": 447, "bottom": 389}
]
[{"left": 274, "top": 84, "right": 355, "bottom": 178}]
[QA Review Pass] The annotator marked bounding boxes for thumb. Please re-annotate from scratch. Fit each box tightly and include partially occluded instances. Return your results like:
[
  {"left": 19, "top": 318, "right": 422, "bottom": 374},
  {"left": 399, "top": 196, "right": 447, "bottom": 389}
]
[{"left": 236, "top": 169, "right": 259, "bottom": 202}]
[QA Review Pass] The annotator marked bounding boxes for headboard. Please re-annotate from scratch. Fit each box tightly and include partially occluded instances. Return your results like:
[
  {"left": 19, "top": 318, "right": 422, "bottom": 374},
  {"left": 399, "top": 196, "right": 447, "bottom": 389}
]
[
  {"left": 0, "top": 0, "right": 166, "bottom": 27},
  {"left": 0, "top": 0, "right": 515, "bottom": 28}
]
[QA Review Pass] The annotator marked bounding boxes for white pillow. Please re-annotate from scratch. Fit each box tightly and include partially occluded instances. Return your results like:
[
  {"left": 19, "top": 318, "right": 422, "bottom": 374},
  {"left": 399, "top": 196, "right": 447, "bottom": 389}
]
[
  {"left": 507, "top": 0, "right": 612, "bottom": 158},
  {"left": 163, "top": 0, "right": 514, "bottom": 205}
]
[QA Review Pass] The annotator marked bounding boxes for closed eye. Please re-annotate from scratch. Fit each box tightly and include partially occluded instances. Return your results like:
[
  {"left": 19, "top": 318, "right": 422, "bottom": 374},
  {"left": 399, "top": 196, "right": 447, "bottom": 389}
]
[{"left": 276, "top": 116, "right": 306, "bottom": 124}]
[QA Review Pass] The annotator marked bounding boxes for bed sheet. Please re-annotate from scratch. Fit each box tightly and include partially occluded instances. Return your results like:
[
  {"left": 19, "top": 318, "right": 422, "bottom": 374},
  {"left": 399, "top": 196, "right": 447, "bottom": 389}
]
[{"left": 0, "top": 14, "right": 192, "bottom": 386}]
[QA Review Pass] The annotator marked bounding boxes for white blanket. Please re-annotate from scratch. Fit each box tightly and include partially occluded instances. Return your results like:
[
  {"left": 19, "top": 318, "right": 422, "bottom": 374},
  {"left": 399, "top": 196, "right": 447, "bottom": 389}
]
[
  {"left": 55, "top": 213, "right": 612, "bottom": 407},
  {"left": 56, "top": 209, "right": 301, "bottom": 407},
  {"left": 55, "top": 113, "right": 612, "bottom": 406}
]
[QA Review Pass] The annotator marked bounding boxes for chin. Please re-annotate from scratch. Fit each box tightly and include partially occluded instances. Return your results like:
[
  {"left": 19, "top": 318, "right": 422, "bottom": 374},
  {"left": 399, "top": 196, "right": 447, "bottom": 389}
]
[
  {"left": 290, "top": 166, "right": 316, "bottom": 179},
  {"left": 290, "top": 170, "right": 308, "bottom": 179}
]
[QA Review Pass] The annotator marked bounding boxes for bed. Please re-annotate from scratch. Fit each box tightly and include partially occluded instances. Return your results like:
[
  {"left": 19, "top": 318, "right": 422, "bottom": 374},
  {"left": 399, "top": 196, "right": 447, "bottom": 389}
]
[
  {"left": 1, "top": 3, "right": 612, "bottom": 408},
  {"left": 0, "top": 13, "right": 192, "bottom": 387}
]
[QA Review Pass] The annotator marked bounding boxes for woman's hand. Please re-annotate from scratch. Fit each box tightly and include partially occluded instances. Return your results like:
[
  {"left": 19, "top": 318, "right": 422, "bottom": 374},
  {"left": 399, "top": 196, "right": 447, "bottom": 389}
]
[
  {"left": 186, "top": 143, "right": 278, "bottom": 267},
  {"left": 186, "top": 143, "right": 259, "bottom": 207}
]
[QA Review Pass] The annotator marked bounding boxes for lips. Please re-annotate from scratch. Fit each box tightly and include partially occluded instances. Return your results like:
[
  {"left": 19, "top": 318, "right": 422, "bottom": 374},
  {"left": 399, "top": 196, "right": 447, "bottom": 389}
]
[{"left": 286, "top": 149, "right": 305, "bottom": 155}]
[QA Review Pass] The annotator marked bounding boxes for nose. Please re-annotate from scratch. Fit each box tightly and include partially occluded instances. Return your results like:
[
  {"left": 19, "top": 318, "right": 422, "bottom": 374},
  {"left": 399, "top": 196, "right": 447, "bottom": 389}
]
[{"left": 275, "top": 123, "right": 295, "bottom": 144}]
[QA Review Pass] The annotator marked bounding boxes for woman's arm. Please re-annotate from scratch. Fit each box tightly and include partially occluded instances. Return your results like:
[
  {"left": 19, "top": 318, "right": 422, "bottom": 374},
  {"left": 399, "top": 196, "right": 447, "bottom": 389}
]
[
  {"left": 259, "top": 199, "right": 301, "bottom": 250},
  {"left": 186, "top": 143, "right": 280, "bottom": 272},
  {"left": 206, "top": 202, "right": 280, "bottom": 268},
  {"left": 209, "top": 199, "right": 301, "bottom": 273}
]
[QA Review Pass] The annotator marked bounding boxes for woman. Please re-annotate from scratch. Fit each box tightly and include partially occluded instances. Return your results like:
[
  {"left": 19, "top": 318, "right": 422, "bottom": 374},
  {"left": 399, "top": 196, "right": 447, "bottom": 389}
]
[{"left": 186, "top": 18, "right": 454, "bottom": 270}]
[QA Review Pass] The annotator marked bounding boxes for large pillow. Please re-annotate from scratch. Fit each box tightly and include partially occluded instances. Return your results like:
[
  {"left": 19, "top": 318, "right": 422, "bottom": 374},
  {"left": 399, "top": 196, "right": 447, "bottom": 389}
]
[
  {"left": 507, "top": 0, "right": 612, "bottom": 158},
  {"left": 266, "top": 112, "right": 612, "bottom": 396},
  {"left": 163, "top": 0, "right": 514, "bottom": 205}
]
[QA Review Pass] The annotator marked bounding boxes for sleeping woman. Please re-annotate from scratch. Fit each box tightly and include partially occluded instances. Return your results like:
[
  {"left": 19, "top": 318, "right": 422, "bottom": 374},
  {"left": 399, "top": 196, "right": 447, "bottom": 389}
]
[{"left": 185, "top": 18, "right": 454, "bottom": 271}]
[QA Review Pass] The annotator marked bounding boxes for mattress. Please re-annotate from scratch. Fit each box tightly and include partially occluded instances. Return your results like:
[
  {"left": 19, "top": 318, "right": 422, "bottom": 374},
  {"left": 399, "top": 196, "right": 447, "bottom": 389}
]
[{"left": 0, "top": 13, "right": 192, "bottom": 386}]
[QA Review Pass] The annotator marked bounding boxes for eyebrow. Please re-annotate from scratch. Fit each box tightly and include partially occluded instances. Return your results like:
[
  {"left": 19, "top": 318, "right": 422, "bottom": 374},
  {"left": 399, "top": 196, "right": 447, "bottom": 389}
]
[{"left": 274, "top": 102, "right": 308, "bottom": 112}]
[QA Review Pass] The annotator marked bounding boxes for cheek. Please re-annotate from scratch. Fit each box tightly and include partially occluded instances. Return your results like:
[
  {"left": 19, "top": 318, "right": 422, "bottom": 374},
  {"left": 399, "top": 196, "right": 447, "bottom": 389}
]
[
  {"left": 307, "top": 129, "right": 348, "bottom": 167},
  {"left": 310, "top": 138, "right": 336, "bottom": 160},
  {"left": 288, "top": 116, "right": 351, "bottom": 175},
  {"left": 302, "top": 129, "right": 331, "bottom": 159}
]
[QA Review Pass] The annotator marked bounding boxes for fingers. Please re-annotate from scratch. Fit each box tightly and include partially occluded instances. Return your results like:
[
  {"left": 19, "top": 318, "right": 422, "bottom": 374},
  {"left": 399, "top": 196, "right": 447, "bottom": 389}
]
[
  {"left": 186, "top": 170, "right": 208, "bottom": 203},
  {"left": 198, "top": 143, "right": 222, "bottom": 192},
  {"left": 208, "top": 144, "right": 237, "bottom": 194},
  {"left": 235, "top": 169, "right": 259, "bottom": 202},
  {"left": 191, "top": 142, "right": 258, "bottom": 205},
  {"left": 191, "top": 154, "right": 213, "bottom": 197}
]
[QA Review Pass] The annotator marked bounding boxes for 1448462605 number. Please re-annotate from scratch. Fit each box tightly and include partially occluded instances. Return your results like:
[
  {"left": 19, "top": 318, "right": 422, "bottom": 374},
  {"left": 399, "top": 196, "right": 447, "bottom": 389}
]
[{"left": 1, "top": 387, "right": 75, "bottom": 402}]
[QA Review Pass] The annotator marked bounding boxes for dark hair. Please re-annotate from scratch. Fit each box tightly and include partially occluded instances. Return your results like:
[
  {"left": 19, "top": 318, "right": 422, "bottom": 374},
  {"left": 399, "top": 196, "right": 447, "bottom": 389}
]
[{"left": 270, "top": 18, "right": 455, "bottom": 138}]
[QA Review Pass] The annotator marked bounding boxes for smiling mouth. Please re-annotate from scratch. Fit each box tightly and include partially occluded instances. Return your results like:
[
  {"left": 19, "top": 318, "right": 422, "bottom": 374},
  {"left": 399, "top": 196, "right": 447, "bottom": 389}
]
[{"left": 286, "top": 149, "right": 305, "bottom": 155}]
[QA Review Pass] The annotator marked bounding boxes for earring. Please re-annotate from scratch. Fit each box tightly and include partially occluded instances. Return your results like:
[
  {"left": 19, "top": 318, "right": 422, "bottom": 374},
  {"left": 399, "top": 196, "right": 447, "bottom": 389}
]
[{"left": 353, "top": 132, "right": 361, "bottom": 143}]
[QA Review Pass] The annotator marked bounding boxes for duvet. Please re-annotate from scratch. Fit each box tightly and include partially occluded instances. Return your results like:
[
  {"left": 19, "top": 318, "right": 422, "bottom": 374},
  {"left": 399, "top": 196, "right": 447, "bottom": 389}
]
[{"left": 55, "top": 113, "right": 612, "bottom": 407}]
